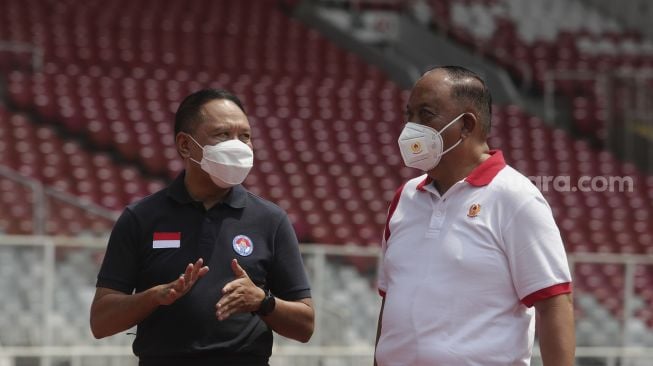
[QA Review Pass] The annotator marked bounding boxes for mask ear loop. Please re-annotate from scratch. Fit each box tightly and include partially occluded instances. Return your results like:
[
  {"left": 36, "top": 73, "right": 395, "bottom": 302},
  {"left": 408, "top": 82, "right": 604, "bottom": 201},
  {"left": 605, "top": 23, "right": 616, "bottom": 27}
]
[
  {"left": 185, "top": 134, "right": 204, "bottom": 166},
  {"left": 439, "top": 113, "right": 467, "bottom": 154},
  {"left": 404, "top": 113, "right": 466, "bottom": 135},
  {"left": 442, "top": 137, "right": 463, "bottom": 155},
  {"left": 437, "top": 112, "right": 466, "bottom": 134}
]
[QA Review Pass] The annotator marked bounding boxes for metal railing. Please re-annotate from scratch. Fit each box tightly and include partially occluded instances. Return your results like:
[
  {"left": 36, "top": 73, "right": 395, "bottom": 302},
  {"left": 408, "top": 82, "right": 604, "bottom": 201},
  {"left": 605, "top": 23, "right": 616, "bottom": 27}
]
[
  {"left": 0, "top": 41, "right": 44, "bottom": 71},
  {"left": 0, "top": 166, "right": 119, "bottom": 236},
  {"left": 543, "top": 68, "right": 653, "bottom": 171}
]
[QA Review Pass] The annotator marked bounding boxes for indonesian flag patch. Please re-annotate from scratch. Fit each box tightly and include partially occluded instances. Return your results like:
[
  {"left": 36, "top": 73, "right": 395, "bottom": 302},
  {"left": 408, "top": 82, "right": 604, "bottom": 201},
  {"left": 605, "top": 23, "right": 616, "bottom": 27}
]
[{"left": 152, "top": 232, "right": 181, "bottom": 249}]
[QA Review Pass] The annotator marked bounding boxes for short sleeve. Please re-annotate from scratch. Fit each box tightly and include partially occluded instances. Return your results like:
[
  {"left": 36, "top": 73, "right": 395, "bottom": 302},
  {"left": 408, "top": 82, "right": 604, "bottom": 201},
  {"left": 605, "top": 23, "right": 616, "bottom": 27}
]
[
  {"left": 96, "top": 208, "right": 141, "bottom": 294},
  {"left": 267, "top": 214, "right": 311, "bottom": 301},
  {"left": 377, "top": 183, "right": 405, "bottom": 297},
  {"left": 502, "top": 195, "right": 572, "bottom": 307},
  {"left": 377, "top": 236, "right": 389, "bottom": 297}
]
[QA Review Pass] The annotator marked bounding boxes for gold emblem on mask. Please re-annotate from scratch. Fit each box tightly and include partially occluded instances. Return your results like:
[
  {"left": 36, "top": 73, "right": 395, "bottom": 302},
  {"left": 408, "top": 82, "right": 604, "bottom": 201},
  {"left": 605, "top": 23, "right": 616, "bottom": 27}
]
[{"left": 411, "top": 142, "right": 422, "bottom": 154}]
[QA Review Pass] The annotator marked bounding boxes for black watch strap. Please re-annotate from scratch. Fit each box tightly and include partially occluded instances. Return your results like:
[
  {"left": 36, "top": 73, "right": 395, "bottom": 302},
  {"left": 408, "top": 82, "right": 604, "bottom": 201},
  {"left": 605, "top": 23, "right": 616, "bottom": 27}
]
[{"left": 256, "top": 289, "right": 276, "bottom": 316}]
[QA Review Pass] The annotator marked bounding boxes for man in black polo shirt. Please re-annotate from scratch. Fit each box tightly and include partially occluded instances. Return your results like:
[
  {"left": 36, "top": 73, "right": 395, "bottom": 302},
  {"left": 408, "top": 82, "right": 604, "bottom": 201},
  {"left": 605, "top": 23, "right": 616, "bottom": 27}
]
[{"left": 90, "top": 89, "right": 314, "bottom": 366}]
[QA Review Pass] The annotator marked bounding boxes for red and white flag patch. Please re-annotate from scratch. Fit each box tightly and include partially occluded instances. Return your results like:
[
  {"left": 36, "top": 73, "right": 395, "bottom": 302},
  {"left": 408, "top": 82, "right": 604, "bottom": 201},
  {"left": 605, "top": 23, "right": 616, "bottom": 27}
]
[{"left": 152, "top": 232, "right": 181, "bottom": 249}]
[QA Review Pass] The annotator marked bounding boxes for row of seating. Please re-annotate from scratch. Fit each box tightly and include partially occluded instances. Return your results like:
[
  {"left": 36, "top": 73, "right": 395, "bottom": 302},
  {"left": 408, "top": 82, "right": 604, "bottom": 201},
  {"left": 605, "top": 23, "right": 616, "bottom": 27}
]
[
  {"left": 0, "top": 104, "right": 157, "bottom": 234},
  {"left": 427, "top": 0, "right": 653, "bottom": 139},
  {"left": 1, "top": 0, "right": 652, "bottom": 331},
  {"left": 4, "top": 68, "right": 402, "bottom": 178}
]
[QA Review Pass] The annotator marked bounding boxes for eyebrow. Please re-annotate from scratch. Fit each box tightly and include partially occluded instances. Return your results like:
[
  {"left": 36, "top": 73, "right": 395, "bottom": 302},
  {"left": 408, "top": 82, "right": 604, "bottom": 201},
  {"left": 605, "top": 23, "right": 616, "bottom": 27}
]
[
  {"left": 208, "top": 123, "right": 251, "bottom": 131},
  {"left": 407, "top": 104, "right": 440, "bottom": 116},
  {"left": 207, "top": 125, "right": 230, "bottom": 132}
]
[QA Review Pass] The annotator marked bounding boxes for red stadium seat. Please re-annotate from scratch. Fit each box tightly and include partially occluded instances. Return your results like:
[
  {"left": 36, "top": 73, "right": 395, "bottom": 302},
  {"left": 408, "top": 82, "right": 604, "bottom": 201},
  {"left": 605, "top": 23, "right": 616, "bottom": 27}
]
[{"left": 2, "top": 0, "right": 653, "bottom": 331}]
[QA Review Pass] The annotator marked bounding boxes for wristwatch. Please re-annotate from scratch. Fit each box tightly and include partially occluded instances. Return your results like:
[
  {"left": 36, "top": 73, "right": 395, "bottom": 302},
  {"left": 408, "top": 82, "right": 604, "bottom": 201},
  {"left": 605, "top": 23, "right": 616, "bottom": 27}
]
[{"left": 256, "top": 288, "right": 276, "bottom": 316}]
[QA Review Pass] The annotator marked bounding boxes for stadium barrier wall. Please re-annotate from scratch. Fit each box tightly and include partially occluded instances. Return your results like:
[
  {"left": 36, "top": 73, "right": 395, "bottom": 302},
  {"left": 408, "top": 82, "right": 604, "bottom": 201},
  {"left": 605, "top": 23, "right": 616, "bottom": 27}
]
[{"left": 0, "top": 235, "right": 652, "bottom": 366}]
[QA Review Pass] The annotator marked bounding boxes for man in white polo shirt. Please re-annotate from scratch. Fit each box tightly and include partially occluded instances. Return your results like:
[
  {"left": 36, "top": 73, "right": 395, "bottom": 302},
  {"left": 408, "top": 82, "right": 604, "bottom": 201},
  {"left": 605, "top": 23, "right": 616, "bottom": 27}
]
[{"left": 375, "top": 66, "right": 575, "bottom": 366}]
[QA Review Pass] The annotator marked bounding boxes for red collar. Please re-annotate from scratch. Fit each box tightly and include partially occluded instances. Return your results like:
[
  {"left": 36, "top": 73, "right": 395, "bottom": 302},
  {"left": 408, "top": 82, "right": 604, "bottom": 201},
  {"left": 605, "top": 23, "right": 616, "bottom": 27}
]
[
  {"left": 416, "top": 150, "right": 506, "bottom": 191},
  {"left": 416, "top": 176, "right": 432, "bottom": 191},
  {"left": 465, "top": 150, "right": 506, "bottom": 186}
]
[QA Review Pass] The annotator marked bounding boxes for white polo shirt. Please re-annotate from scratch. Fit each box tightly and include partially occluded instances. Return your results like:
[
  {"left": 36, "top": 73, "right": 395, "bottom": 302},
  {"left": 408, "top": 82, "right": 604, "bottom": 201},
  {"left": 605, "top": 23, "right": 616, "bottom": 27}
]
[{"left": 376, "top": 150, "right": 571, "bottom": 366}]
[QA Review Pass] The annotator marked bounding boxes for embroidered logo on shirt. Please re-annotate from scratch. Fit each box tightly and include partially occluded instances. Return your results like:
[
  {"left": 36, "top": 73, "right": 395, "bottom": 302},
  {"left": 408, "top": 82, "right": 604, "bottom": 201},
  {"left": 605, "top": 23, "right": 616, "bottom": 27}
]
[
  {"left": 410, "top": 142, "right": 422, "bottom": 154},
  {"left": 152, "top": 232, "right": 181, "bottom": 248},
  {"left": 467, "top": 203, "right": 481, "bottom": 218},
  {"left": 232, "top": 235, "right": 254, "bottom": 256}
]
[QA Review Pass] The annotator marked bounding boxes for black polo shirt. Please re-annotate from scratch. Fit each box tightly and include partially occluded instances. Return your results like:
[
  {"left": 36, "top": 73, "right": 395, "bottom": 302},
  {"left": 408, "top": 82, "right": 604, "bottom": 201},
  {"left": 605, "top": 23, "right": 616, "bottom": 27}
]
[{"left": 96, "top": 171, "right": 311, "bottom": 366}]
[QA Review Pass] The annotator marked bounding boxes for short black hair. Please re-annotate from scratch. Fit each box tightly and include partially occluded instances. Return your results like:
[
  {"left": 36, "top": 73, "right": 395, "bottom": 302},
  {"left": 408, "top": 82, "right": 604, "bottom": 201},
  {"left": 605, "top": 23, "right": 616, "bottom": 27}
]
[
  {"left": 174, "top": 88, "right": 246, "bottom": 136},
  {"left": 428, "top": 65, "right": 493, "bottom": 135}
]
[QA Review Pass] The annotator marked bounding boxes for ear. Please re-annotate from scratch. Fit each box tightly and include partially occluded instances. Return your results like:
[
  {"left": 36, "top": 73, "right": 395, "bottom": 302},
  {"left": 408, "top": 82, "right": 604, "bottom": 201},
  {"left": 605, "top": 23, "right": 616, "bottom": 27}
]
[
  {"left": 176, "top": 133, "right": 192, "bottom": 159},
  {"left": 460, "top": 113, "right": 478, "bottom": 139}
]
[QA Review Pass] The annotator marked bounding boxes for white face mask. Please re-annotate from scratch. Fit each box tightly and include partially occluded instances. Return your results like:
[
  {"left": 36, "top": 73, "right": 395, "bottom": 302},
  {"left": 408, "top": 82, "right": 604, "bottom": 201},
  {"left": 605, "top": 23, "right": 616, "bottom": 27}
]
[
  {"left": 397, "top": 113, "right": 465, "bottom": 171},
  {"left": 188, "top": 136, "right": 254, "bottom": 188}
]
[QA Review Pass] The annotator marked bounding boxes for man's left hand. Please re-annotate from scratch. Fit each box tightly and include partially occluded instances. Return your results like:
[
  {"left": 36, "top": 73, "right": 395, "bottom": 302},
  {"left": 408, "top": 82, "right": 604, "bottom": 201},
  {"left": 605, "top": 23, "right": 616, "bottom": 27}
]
[{"left": 216, "top": 259, "right": 265, "bottom": 321}]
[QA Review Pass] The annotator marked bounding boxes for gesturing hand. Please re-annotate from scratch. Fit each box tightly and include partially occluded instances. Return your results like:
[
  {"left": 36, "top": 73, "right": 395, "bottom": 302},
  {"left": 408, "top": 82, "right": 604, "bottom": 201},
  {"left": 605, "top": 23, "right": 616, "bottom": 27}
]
[
  {"left": 216, "top": 259, "right": 265, "bottom": 321},
  {"left": 155, "top": 258, "right": 210, "bottom": 306}
]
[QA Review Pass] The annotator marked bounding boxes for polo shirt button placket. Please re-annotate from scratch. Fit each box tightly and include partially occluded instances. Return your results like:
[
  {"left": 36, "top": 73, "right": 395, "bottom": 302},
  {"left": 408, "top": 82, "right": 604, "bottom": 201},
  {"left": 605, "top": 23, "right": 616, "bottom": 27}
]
[
  {"left": 425, "top": 195, "right": 445, "bottom": 238},
  {"left": 198, "top": 211, "right": 219, "bottom": 261}
]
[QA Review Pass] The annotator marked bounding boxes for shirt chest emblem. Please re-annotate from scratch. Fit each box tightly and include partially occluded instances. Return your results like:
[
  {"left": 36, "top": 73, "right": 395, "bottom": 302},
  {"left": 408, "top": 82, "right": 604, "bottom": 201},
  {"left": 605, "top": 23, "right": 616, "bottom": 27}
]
[
  {"left": 232, "top": 235, "right": 254, "bottom": 256},
  {"left": 467, "top": 203, "right": 481, "bottom": 218}
]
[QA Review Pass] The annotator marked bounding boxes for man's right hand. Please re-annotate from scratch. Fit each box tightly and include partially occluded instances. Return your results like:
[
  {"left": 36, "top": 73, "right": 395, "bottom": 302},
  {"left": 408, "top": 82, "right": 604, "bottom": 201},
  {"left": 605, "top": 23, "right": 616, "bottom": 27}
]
[{"left": 155, "top": 258, "right": 210, "bottom": 305}]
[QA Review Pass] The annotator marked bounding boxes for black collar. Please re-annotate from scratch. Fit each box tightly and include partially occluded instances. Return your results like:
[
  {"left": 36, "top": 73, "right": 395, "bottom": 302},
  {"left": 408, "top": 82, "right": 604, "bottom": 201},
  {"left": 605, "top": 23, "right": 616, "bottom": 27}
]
[{"left": 167, "top": 171, "right": 248, "bottom": 209}]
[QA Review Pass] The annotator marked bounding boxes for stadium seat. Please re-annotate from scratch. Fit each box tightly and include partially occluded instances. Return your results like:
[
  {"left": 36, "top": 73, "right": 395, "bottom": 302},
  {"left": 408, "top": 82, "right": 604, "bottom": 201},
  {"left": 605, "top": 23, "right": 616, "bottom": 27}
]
[{"left": 1, "top": 0, "right": 653, "bottom": 343}]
